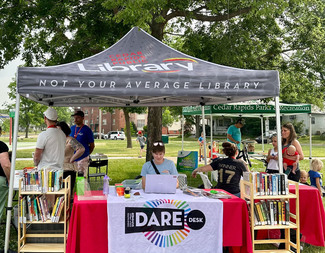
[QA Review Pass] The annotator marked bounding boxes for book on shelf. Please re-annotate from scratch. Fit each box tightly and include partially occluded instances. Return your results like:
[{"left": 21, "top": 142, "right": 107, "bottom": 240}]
[
  {"left": 252, "top": 199, "right": 290, "bottom": 227},
  {"left": 268, "top": 200, "right": 274, "bottom": 225},
  {"left": 253, "top": 204, "right": 261, "bottom": 226},
  {"left": 19, "top": 194, "right": 65, "bottom": 223},
  {"left": 243, "top": 172, "right": 289, "bottom": 196},
  {"left": 22, "top": 168, "right": 64, "bottom": 193},
  {"left": 51, "top": 196, "right": 64, "bottom": 222},
  {"left": 285, "top": 200, "right": 290, "bottom": 225},
  {"left": 255, "top": 202, "right": 265, "bottom": 225},
  {"left": 273, "top": 200, "right": 278, "bottom": 225}
]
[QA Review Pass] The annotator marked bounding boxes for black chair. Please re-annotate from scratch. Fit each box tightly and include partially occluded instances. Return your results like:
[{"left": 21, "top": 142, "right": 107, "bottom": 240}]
[{"left": 87, "top": 159, "right": 108, "bottom": 182}]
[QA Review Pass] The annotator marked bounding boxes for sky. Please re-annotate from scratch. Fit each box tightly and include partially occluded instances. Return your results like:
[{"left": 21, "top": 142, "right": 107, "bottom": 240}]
[{"left": 0, "top": 58, "right": 24, "bottom": 109}]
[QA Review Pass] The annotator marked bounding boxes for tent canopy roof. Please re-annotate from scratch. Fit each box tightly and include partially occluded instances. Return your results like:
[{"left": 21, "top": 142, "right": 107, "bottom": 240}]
[
  {"left": 182, "top": 103, "right": 311, "bottom": 117},
  {"left": 17, "top": 27, "right": 280, "bottom": 107}
]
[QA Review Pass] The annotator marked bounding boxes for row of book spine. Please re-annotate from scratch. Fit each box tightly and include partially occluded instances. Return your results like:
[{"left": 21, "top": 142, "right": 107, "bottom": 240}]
[
  {"left": 247, "top": 199, "right": 290, "bottom": 226},
  {"left": 19, "top": 195, "right": 65, "bottom": 223},
  {"left": 22, "top": 168, "right": 63, "bottom": 193},
  {"left": 243, "top": 172, "right": 289, "bottom": 196}
]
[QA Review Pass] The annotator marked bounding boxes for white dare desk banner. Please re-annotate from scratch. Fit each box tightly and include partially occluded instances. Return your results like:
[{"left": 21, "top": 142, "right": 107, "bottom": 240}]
[{"left": 107, "top": 189, "right": 223, "bottom": 253}]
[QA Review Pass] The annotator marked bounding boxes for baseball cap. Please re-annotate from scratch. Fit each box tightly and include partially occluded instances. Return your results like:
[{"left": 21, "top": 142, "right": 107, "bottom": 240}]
[
  {"left": 71, "top": 110, "right": 84, "bottom": 117},
  {"left": 138, "top": 131, "right": 142, "bottom": 134},
  {"left": 44, "top": 107, "right": 58, "bottom": 121}
]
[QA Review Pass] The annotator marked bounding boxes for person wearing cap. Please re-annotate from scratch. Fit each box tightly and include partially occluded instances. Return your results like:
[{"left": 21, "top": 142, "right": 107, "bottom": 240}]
[
  {"left": 136, "top": 131, "right": 146, "bottom": 158},
  {"left": 70, "top": 110, "right": 95, "bottom": 176},
  {"left": 34, "top": 107, "right": 66, "bottom": 170},
  {"left": 227, "top": 118, "right": 245, "bottom": 150}
]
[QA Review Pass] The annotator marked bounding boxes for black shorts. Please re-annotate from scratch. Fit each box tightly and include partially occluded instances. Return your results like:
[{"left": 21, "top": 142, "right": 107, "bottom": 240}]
[{"left": 140, "top": 145, "right": 145, "bottom": 149}]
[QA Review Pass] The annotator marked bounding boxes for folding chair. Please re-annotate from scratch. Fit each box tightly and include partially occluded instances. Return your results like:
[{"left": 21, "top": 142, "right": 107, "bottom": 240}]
[
  {"left": 87, "top": 159, "right": 108, "bottom": 183},
  {"left": 197, "top": 172, "right": 212, "bottom": 189},
  {"left": 177, "top": 174, "right": 188, "bottom": 189}
]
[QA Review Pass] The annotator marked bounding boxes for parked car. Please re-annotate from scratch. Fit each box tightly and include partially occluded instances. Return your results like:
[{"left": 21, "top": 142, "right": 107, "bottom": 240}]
[
  {"left": 105, "top": 131, "right": 125, "bottom": 140},
  {"left": 93, "top": 132, "right": 105, "bottom": 139},
  {"left": 255, "top": 131, "right": 276, "bottom": 144}
]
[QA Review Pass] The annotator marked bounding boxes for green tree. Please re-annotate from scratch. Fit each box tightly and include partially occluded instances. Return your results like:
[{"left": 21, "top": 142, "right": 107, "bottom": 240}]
[
  {"left": 1, "top": 0, "right": 325, "bottom": 158},
  {"left": 7, "top": 80, "right": 73, "bottom": 137}
]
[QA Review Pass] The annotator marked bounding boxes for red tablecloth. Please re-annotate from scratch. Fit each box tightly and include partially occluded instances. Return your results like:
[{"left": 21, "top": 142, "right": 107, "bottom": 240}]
[
  {"left": 257, "top": 184, "right": 325, "bottom": 247},
  {"left": 66, "top": 190, "right": 253, "bottom": 253},
  {"left": 290, "top": 184, "right": 325, "bottom": 246}
]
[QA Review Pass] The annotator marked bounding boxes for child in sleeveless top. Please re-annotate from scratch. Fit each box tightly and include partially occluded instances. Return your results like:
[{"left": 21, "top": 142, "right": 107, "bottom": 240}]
[{"left": 266, "top": 135, "right": 279, "bottom": 173}]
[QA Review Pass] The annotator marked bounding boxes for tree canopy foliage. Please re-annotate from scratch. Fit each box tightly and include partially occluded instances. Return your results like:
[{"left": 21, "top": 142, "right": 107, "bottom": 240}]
[
  {"left": 1, "top": 0, "right": 324, "bottom": 145},
  {"left": 7, "top": 81, "right": 72, "bottom": 137}
]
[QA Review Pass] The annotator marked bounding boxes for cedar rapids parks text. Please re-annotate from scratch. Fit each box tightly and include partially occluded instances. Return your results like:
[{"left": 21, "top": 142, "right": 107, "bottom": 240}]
[{"left": 38, "top": 79, "right": 260, "bottom": 90}]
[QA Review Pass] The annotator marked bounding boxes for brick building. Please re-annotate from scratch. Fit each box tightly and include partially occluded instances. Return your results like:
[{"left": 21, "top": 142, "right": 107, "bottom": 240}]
[
  {"left": 76, "top": 107, "right": 180, "bottom": 135},
  {"left": 78, "top": 107, "right": 147, "bottom": 134}
]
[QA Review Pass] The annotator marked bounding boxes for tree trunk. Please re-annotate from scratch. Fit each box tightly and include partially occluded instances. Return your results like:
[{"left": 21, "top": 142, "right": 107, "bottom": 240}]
[
  {"left": 145, "top": 21, "right": 164, "bottom": 161},
  {"left": 146, "top": 107, "right": 162, "bottom": 161},
  {"left": 25, "top": 123, "right": 29, "bottom": 138},
  {"left": 123, "top": 108, "right": 132, "bottom": 148}
]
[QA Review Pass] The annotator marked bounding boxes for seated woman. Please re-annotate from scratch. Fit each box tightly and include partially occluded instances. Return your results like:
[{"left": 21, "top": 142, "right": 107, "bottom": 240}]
[
  {"left": 141, "top": 140, "right": 178, "bottom": 189},
  {"left": 192, "top": 142, "right": 247, "bottom": 197}
]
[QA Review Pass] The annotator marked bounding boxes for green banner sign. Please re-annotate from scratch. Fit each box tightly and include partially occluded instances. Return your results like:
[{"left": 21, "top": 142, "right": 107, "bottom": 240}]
[{"left": 182, "top": 103, "right": 311, "bottom": 115}]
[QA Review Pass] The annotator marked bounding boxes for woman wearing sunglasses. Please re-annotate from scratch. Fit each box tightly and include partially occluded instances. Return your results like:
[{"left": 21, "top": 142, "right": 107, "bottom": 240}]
[
  {"left": 141, "top": 141, "right": 178, "bottom": 189},
  {"left": 192, "top": 141, "right": 248, "bottom": 197}
]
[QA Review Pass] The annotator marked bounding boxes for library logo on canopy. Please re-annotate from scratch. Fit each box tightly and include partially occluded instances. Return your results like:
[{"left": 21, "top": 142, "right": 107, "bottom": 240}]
[
  {"left": 125, "top": 199, "right": 206, "bottom": 248},
  {"left": 77, "top": 50, "right": 198, "bottom": 73}
]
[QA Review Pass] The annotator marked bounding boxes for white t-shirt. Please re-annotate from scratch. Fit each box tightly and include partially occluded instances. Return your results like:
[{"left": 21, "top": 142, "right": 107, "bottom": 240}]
[
  {"left": 36, "top": 128, "right": 66, "bottom": 170},
  {"left": 267, "top": 148, "right": 279, "bottom": 171}
]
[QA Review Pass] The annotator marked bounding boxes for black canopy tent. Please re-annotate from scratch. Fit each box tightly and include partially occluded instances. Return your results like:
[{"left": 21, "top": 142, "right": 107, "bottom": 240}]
[
  {"left": 17, "top": 27, "right": 279, "bottom": 107},
  {"left": 5, "top": 27, "right": 282, "bottom": 251}
]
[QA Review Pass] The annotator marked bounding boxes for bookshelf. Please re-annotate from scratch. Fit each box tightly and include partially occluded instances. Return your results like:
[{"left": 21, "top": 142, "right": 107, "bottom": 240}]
[
  {"left": 18, "top": 175, "right": 71, "bottom": 253},
  {"left": 241, "top": 176, "right": 300, "bottom": 253}
]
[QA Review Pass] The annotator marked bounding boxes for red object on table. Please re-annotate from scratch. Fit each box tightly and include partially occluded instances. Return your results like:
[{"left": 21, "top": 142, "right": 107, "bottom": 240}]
[
  {"left": 290, "top": 184, "right": 325, "bottom": 246},
  {"left": 66, "top": 190, "right": 253, "bottom": 253},
  {"left": 257, "top": 184, "right": 325, "bottom": 247}
]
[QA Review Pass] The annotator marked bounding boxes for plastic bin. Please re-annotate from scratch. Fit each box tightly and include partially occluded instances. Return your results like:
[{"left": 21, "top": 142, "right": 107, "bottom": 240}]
[
  {"left": 122, "top": 179, "right": 142, "bottom": 190},
  {"left": 162, "top": 135, "right": 169, "bottom": 144}
]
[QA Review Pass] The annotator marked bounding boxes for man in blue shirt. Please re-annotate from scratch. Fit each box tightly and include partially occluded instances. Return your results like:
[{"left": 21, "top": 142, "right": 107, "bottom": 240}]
[
  {"left": 70, "top": 110, "right": 95, "bottom": 176},
  {"left": 227, "top": 118, "right": 245, "bottom": 150}
]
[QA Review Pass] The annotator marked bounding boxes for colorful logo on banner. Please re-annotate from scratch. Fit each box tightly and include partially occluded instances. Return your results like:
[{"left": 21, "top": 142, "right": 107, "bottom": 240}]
[
  {"left": 125, "top": 199, "right": 206, "bottom": 248},
  {"left": 77, "top": 52, "right": 198, "bottom": 73}
]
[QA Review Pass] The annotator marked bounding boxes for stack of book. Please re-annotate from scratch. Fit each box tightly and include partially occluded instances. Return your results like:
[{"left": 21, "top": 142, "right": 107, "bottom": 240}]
[
  {"left": 243, "top": 172, "right": 289, "bottom": 196},
  {"left": 247, "top": 199, "right": 290, "bottom": 226},
  {"left": 22, "top": 168, "right": 63, "bottom": 193},
  {"left": 19, "top": 195, "right": 65, "bottom": 223}
]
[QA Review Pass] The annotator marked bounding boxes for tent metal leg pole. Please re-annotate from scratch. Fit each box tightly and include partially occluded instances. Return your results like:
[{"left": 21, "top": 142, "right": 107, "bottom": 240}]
[
  {"left": 260, "top": 116, "right": 264, "bottom": 152},
  {"left": 210, "top": 114, "right": 213, "bottom": 159},
  {"left": 181, "top": 115, "right": 184, "bottom": 152},
  {"left": 275, "top": 96, "right": 283, "bottom": 173},
  {"left": 309, "top": 113, "right": 312, "bottom": 168},
  {"left": 5, "top": 93, "right": 20, "bottom": 253},
  {"left": 201, "top": 106, "right": 207, "bottom": 166}
]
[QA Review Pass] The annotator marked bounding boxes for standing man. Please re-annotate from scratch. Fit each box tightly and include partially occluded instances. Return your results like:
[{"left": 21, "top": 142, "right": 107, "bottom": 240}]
[
  {"left": 70, "top": 110, "right": 95, "bottom": 176},
  {"left": 0, "top": 127, "right": 11, "bottom": 219},
  {"left": 227, "top": 118, "right": 245, "bottom": 150},
  {"left": 34, "top": 107, "right": 66, "bottom": 169}
]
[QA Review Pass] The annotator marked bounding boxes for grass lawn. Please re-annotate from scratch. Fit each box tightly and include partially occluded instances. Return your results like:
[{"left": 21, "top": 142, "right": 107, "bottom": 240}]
[{"left": 1, "top": 135, "right": 325, "bottom": 252}]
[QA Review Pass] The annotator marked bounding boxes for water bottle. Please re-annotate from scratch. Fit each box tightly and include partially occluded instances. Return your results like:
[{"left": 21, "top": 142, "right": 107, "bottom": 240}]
[
  {"left": 76, "top": 172, "right": 85, "bottom": 196},
  {"left": 103, "top": 175, "right": 110, "bottom": 195}
]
